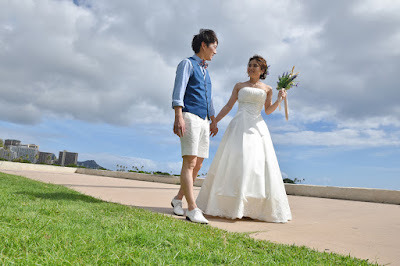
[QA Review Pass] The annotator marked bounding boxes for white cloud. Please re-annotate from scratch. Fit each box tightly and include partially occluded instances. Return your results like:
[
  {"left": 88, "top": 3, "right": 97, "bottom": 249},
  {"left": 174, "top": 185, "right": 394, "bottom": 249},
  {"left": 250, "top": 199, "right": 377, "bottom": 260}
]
[
  {"left": 352, "top": 0, "right": 400, "bottom": 18},
  {"left": 0, "top": 0, "right": 175, "bottom": 126},
  {"left": 1, "top": 0, "right": 328, "bottom": 127},
  {"left": 337, "top": 116, "right": 400, "bottom": 129},
  {"left": 273, "top": 128, "right": 400, "bottom": 147}
]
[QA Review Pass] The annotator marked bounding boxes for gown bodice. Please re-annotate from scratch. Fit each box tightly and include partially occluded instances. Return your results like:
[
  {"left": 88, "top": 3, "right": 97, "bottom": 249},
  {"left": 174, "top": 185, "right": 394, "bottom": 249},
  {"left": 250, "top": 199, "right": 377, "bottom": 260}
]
[{"left": 237, "top": 87, "right": 267, "bottom": 117}]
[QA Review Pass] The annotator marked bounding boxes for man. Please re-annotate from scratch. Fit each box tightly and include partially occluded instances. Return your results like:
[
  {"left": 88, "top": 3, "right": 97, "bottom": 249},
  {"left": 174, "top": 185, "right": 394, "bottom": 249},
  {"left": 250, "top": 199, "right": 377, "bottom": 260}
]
[{"left": 171, "top": 29, "right": 218, "bottom": 224}]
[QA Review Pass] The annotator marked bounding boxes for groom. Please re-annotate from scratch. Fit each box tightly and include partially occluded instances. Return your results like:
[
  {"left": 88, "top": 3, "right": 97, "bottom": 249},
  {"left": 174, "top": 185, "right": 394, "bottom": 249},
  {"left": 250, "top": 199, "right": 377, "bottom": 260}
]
[{"left": 171, "top": 29, "right": 218, "bottom": 224}]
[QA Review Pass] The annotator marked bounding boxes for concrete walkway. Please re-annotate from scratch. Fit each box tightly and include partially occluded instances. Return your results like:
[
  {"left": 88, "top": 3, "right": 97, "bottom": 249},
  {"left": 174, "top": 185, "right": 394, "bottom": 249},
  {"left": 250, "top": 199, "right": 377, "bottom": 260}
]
[{"left": 2, "top": 169, "right": 399, "bottom": 265}]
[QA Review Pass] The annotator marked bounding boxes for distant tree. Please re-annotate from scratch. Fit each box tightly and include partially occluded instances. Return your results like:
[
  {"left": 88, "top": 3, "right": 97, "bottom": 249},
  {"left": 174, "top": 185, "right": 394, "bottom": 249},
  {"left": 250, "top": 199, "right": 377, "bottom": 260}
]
[
  {"left": 154, "top": 171, "right": 171, "bottom": 176},
  {"left": 283, "top": 178, "right": 295, "bottom": 184},
  {"left": 0, "top": 139, "right": 3, "bottom": 148},
  {"left": 283, "top": 178, "right": 305, "bottom": 184},
  {"left": 13, "top": 157, "right": 23, "bottom": 163}
]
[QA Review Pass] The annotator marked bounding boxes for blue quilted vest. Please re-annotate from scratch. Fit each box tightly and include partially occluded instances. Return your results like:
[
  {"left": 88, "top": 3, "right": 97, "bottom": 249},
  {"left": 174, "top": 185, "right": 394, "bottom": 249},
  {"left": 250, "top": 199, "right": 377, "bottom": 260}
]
[{"left": 182, "top": 57, "right": 212, "bottom": 120}]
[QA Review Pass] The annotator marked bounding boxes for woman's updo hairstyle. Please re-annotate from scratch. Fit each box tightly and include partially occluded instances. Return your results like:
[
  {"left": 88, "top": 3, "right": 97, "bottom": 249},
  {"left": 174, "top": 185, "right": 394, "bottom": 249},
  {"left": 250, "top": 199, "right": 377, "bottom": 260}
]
[{"left": 248, "top": 55, "right": 269, "bottom": 80}]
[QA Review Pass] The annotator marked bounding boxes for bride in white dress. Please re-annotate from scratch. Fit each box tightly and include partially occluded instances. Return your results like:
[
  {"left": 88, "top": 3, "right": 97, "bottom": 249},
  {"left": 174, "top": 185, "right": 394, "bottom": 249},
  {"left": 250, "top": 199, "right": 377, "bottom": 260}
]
[{"left": 196, "top": 55, "right": 292, "bottom": 223}]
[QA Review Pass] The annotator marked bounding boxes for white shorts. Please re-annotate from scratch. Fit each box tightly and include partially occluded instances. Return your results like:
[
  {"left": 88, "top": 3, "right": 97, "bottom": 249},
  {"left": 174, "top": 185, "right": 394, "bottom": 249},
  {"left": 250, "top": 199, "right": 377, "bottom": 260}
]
[{"left": 180, "top": 112, "right": 210, "bottom": 158}]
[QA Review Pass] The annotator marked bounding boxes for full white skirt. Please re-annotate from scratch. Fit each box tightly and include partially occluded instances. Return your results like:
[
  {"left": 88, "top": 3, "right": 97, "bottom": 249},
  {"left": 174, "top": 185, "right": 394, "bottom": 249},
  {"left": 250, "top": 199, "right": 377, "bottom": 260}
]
[{"left": 196, "top": 111, "right": 292, "bottom": 223}]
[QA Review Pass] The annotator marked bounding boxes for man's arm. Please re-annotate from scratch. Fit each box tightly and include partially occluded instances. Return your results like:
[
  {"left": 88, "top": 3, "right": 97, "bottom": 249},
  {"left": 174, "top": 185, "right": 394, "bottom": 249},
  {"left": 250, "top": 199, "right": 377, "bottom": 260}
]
[
  {"left": 172, "top": 59, "right": 192, "bottom": 137},
  {"left": 173, "top": 106, "right": 185, "bottom": 137},
  {"left": 172, "top": 59, "right": 192, "bottom": 109}
]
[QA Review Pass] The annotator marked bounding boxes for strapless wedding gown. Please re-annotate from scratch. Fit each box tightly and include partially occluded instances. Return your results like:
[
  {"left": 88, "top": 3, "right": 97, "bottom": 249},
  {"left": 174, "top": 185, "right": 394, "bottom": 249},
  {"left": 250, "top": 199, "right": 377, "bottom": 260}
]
[{"left": 196, "top": 87, "right": 292, "bottom": 223}]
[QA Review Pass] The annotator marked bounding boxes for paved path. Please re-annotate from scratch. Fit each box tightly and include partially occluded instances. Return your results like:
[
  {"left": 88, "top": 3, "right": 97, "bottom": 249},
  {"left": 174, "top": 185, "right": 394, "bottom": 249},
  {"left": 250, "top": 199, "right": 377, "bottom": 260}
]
[{"left": 2, "top": 169, "right": 399, "bottom": 265}]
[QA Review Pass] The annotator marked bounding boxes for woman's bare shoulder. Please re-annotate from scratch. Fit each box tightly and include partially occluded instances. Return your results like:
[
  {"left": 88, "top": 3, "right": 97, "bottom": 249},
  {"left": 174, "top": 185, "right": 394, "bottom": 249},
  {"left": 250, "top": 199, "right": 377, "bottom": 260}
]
[
  {"left": 260, "top": 83, "right": 273, "bottom": 93},
  {"left": 235, "top": 82, "right": 248, "bottom": 88},
  {"left": 233, "top": 82, "right": 248, "bottom": 92}
]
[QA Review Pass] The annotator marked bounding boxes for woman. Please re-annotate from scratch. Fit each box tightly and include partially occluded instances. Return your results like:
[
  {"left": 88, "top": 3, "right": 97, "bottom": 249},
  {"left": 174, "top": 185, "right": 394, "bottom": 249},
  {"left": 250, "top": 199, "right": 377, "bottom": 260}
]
[{"left": 196, "top": 55, "right": 292, "bottom": 223}]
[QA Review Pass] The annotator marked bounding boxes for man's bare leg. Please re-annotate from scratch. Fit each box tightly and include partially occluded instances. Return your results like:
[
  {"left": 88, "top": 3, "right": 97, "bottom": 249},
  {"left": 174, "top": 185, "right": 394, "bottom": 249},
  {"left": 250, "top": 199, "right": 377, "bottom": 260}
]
[
  {"left": 178, "top": 155, "right": 200, "bottom": 211},
  {"left": 175, "top": 157, "right": 204, "bottom": 202}
]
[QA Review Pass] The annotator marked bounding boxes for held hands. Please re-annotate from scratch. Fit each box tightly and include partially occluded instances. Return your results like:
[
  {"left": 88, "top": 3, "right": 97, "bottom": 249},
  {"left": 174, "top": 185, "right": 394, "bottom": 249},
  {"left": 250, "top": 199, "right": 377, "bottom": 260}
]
[{"left": 210, "top": 121, "right": 218, "bottom": 137}]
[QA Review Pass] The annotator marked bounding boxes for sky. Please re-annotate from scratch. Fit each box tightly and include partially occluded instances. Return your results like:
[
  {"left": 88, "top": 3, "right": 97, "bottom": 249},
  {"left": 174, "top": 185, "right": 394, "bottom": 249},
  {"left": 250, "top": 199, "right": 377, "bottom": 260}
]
[{"left": 1, "top": 0, "right": 399, "bottom": 190}]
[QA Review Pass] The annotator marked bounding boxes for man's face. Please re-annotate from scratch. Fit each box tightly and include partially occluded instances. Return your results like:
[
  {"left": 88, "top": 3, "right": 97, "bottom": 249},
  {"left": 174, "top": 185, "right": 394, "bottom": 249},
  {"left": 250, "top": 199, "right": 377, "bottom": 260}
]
[{"left": 202, "top": 41, "right": 218, "bottom": 61}]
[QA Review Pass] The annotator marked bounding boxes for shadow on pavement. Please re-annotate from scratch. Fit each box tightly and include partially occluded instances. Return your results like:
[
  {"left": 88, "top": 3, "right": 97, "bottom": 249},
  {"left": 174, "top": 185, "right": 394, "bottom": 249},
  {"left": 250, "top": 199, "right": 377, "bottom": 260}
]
[{"left": 132, "top": 205, "right": 267, "bottom": 224}]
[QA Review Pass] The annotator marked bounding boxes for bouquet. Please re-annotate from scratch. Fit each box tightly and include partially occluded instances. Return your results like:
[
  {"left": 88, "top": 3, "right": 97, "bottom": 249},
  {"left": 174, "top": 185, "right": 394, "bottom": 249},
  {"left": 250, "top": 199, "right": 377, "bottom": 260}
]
[{"left": 276, "top": 66, "right": 299, "bottom": 120}]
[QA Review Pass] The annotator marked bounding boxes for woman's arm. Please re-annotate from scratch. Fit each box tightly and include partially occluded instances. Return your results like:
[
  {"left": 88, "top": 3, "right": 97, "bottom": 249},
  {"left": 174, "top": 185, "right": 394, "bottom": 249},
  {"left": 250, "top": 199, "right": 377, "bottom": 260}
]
[
  {"left": 264, "top": 87, "right": 286, "bottom": 115},
  {"left": 209, "top": 84, "right": 240, "bottom": 137},
  {"left": 215, "top": 83, "right": 240, "bottom": 123}
]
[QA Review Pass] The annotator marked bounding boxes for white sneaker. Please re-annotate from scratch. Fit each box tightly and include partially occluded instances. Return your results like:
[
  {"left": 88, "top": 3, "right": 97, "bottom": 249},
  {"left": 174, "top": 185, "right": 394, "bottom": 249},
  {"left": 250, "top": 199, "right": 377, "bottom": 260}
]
[
  {"left": 186, "top": 208, "right": 209, "bottom": 224},
  {"left": 171, "top": 198, "right": 184, "bottom": 216}
]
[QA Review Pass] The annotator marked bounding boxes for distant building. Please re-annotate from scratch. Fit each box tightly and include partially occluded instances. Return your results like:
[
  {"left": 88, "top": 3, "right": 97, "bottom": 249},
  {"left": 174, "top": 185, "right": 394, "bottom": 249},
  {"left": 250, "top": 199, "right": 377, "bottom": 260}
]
[
  {"left": 4, "top": 139, "right": 21, "bottom": 148},
  {"left": 20, "top": 144, "right": 40, "bottom": 149},
  {"left": 58, "top": 150, "right": 78, "bottom": 166},
  {"left": 9, "top": 145, "right": 39, "bottom": 163},
  {"left": 38, "top": 152, "right": 55, "bottom": 164},
  {"left": 0, "top": 147, "right": 17, "bottom": 161}
]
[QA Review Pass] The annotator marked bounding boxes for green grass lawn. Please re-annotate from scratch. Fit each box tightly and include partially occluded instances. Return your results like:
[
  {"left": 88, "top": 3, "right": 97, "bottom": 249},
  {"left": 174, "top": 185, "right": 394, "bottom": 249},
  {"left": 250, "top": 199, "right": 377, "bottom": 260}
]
[{"left": 0, "top": 172, "right": 376, "bottom": 265}]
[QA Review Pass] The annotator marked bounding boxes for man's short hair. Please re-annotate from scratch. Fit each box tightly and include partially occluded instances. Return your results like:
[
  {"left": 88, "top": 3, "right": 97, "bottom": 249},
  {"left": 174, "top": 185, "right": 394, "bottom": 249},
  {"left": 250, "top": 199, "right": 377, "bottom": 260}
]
[{"left": 192, "top": 29, "right": 218, "bottom": 53}]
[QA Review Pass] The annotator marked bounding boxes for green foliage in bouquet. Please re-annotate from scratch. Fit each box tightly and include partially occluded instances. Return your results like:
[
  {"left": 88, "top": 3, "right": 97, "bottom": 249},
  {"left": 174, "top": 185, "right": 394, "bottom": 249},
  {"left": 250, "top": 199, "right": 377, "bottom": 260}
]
[{"left": 276, "top": 66, "right": 299, "bottom": 90}]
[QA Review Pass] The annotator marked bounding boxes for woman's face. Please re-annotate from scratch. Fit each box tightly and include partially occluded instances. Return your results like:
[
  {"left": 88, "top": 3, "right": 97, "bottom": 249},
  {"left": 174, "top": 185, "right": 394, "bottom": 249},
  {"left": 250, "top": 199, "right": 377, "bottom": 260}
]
[{"left": 247, "top": 59, "right": 263, "bottom": 78}]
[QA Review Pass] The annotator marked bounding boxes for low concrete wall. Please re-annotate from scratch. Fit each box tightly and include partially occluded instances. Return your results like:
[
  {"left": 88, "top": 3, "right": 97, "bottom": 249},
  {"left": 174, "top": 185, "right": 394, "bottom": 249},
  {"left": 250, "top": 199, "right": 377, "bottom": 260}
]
[
  {"left": 76, "top": 168, "right": 181, "bottom": 185},
  {"left": 0, "top": 161, "right": 77, "bottom": 173},
  {"left": 285, "top": 184, "right": 400, "bottom": 205},
  {"left": 76, "top": 168, "right": 204, "bottom": 187}
]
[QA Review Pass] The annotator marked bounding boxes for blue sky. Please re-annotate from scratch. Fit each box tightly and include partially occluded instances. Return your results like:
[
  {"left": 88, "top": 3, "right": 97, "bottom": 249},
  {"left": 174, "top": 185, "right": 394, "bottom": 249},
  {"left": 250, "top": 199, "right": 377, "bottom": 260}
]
[{"left": 1, "top": 0, "right": 399, "bottom": 190}]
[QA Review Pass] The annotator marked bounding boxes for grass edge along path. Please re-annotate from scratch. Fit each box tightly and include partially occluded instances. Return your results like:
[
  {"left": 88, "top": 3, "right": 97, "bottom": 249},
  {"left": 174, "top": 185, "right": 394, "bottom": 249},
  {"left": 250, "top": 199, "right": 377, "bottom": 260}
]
[{"left": 0, "top": 172, "right": 376, "bottom": 265}]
